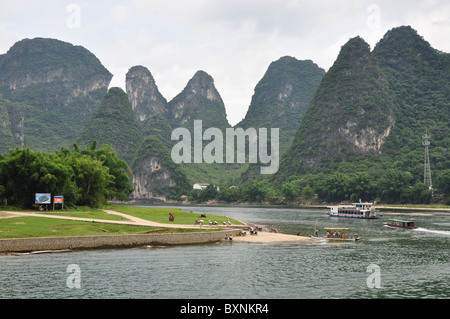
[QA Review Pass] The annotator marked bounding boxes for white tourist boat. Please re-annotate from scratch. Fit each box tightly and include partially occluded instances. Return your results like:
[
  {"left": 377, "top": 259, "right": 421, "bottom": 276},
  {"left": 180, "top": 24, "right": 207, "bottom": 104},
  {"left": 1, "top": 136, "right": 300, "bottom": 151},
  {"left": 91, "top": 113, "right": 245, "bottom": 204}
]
[{"left": 327, "top": 202, "right": 378, "bottom": 219}]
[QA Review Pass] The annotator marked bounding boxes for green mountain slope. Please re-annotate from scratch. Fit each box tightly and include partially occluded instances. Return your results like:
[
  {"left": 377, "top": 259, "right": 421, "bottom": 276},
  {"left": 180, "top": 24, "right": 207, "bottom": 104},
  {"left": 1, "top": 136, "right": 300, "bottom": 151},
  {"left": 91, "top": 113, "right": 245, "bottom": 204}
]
[
  {"left": 373, "top": 26, "right": 450, "bottom": 172},
  {"left": 278, "top": 36, "right": 395, "bottom": 178},
  {"left": 236, "top": 56, "right": 325, "bottom": 153},
  {"left": 276, "top": 26, "right": 449, "bottom": 195},
  {"left": 76, "top": 87, "right": 143, "bottom": 165},
  {"left": 168, "top": 70, "right": 230, "bottom": 130},
  {"left": 0, "top": 94, "right": 15, "bottom": 153},
  {"left": 0, "top": 38, "right": 112, "bottom": 152}
]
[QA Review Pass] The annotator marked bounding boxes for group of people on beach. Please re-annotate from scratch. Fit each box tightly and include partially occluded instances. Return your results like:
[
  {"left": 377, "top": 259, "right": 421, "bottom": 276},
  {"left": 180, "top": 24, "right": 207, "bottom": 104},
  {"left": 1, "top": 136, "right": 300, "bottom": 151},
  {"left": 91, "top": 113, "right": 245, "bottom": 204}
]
[
  {"left": 194, "top": 219, "right": 232, "bottom": 226},
  {"left": 246, "top": 225, "right": 262, "bottom": 235},
  {"left": 224, "top": 234, "right": 233, "bottom": 241}
]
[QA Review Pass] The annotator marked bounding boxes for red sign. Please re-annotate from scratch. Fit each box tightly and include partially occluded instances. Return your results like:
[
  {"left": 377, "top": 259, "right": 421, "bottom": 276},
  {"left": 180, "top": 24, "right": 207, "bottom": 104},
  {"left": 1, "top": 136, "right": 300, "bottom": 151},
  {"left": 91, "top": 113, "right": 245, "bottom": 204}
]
[{"left": 54, "top": 196, "right": 64, "bottom": 203}]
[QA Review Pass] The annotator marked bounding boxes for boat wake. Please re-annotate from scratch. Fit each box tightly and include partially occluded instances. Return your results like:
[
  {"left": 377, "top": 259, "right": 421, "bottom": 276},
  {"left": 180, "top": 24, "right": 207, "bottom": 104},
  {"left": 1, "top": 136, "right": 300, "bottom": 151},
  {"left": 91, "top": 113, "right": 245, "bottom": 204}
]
[{"left": 414, "top": 227, "right": 450, "bottom": 236}]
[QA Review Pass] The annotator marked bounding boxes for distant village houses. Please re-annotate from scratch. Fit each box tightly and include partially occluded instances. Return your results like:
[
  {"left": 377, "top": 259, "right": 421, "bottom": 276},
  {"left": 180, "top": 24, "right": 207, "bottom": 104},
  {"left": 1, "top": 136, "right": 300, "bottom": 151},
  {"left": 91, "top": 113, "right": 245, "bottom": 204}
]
[{"left": 193, "top": 183, "right": 220, "bottom": 191}]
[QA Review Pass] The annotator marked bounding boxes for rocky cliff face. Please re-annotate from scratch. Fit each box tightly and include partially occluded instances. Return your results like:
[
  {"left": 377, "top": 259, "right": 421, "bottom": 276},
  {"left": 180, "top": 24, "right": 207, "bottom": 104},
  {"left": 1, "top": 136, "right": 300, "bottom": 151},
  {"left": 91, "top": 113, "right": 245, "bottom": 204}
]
[
  {"left": 132, "top": 156, "right": 176, "bottom": 200},
  {"left": 0, "top": 37, "right": 112, "bottom": 152},
  {"left": 131, "top": 136, "right": 190, "bottom": 200},
  {"left": 168, "top": 70, "right": 229, "bottom": 129},
  {"left": 125, "top": 65, "right": 168, "bottom": 126}
]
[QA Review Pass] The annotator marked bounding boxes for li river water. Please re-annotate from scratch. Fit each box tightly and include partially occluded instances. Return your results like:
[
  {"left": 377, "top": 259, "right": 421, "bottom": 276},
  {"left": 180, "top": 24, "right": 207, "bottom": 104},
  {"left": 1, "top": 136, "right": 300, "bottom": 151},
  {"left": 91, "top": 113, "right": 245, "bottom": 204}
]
[{"left": 1, "top": 205, "right": 450, "bottom": 299}]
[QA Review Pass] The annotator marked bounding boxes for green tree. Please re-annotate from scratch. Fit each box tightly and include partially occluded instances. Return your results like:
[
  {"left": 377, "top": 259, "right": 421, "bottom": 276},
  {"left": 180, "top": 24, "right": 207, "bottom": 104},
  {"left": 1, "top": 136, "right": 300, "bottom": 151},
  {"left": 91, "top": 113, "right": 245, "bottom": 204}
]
[
  {"left": 399, "top": 182, "right": 432, "bottom": 204},
  {"left": 435, "top": 169, "right": 450, "bottom": 204},
  {"left": 281, "top": 180, "right": 302, "bottom": 202},
  {"left": 241, "top": 181, "right": 269, "bottom": 202},
  {"left": 314, "top": 173, "right": 350, "bottom": 203},
  {"left": 0, "top": 148, "right": 75, "bottom": 208},
  {"left": 216, "top": 186, "right": 241, "bottom": 203},
  {"left": 68, "top": 154, "right": 113, "bottom": 207},
  {"left": 435, "top": 169, "right": 450, "bottom": 196},
  {"left": 375, "top": 169, "right": 413, "bottom": 203},
  {"left": 264, "top": 187, "right": 282, "bottom": 203},
  {"left": 0, "top": 144, "right": 132, "bottom": 208},
  {"left": 71, "top": 142, "right": 133, "bottom": 201},
  {"left": 347, "top": 173, "right": 376, "bottom": 203},
  {"left": 198, "top": 184, "right": 219, "bottom": 202}
]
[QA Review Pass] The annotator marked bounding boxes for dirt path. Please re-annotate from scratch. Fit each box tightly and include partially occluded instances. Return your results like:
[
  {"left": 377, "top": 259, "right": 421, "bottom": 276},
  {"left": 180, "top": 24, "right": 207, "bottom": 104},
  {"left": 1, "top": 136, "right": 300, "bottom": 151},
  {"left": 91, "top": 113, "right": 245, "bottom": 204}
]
[
  {"left": 1, "top": 210, "right": 312, "bottom": 243},
  {"left": 1, "top": 210, "right": 204, "bottom": 229}
]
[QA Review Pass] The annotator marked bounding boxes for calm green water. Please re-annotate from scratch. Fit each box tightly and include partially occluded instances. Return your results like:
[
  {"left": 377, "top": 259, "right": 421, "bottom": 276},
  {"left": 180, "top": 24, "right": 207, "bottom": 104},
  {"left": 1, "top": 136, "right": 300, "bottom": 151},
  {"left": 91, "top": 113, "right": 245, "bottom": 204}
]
[{"left": 1, "top": 206, "right": 449, "bottom": 299}]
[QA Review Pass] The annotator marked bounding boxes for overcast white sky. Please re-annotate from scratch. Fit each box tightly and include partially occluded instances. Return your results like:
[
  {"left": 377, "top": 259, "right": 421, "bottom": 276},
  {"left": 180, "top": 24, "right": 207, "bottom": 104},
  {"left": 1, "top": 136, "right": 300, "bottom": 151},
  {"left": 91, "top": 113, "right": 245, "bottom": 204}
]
[{"left": 1, "top": 0, "right": 449, "bottom": 125}]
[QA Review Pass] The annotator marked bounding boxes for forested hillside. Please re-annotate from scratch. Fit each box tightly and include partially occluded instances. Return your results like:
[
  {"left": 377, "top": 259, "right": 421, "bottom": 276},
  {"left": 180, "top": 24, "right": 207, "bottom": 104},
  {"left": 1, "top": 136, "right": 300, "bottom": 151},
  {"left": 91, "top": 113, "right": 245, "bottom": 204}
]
[
  {"left": 0, "top": 38, "right": 112, "bottom": 152},
  {"left": 373, "top": 26, "right": 450, "bottom": 172},
  {"left": 273, "top": 26, "right": 450, "bottom": 204},
  {"left": 278, "top": 36, "right": 396, "bottom": 177},
  {"left": 76, "top": 87, "right": 143, "bottom": 165},
  {"left": 236, "top": 56, "right": 325, "bottom": 154}
]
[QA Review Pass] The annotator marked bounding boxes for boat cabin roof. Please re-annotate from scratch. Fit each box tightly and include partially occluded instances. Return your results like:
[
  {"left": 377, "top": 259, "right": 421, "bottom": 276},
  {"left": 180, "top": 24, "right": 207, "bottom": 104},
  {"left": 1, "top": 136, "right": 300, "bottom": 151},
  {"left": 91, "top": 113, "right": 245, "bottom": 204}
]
[{"left": 388, "top": 219, "right": 414, "bottom": 223}]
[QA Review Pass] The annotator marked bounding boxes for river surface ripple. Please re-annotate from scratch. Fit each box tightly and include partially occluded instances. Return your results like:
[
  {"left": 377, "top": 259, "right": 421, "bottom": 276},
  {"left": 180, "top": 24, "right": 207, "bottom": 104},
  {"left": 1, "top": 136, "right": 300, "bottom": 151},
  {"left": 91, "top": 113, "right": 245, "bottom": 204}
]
[{"left": 1, "top": 206, "right": 449, "bottom": 299}]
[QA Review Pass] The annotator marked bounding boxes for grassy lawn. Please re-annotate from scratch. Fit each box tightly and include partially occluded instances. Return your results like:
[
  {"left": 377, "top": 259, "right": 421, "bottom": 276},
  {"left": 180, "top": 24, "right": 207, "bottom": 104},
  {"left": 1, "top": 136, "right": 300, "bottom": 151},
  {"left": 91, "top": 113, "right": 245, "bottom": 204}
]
[
  {"left": 0, "top": 216, "right": 217, "bottom": 239},
  {"left": 0, "top": 205, "right": 241, "bottom": 239},
  {"left": 108, "top": 204, "right": 243, "bottom": 226}
]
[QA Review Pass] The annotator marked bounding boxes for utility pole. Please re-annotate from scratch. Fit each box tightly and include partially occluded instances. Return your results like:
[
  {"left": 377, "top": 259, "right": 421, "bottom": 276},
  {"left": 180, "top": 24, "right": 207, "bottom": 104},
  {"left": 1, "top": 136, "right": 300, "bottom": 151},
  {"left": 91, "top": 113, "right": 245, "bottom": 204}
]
[{"left": 423, "top": 133, "right": 432, "bottom": 189}]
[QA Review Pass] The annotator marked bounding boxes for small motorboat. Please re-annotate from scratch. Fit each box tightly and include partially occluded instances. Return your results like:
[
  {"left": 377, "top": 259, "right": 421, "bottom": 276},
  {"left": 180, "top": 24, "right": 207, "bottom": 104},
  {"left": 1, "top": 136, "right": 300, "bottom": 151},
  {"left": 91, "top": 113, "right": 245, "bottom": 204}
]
[{"left": 383, "top": 219, "right": 417, "bottom": 229}]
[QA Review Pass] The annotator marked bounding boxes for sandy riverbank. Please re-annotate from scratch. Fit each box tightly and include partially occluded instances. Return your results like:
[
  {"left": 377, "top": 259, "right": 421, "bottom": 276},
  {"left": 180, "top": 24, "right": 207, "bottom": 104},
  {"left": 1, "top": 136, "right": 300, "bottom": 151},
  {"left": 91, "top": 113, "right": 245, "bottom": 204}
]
[{"left": 231, "top": 231, "right": 311, "bottom": 243}]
